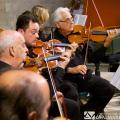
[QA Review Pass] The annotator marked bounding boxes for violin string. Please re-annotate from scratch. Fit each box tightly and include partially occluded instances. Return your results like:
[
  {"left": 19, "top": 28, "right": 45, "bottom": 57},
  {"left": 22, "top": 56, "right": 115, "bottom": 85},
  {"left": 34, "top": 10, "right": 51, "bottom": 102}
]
[{"left": 42, "top": 47, "right": 64, "bottom": 117}]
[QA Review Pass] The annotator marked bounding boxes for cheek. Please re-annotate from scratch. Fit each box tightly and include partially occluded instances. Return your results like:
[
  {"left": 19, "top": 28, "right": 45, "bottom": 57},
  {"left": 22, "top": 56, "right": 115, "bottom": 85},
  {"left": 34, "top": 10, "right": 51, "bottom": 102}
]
[
  {"left": 65, "top": 23, "right": 73, "bottom": 28},
  {"left": 69, "top": 23, "right": 74, "bottom": 29},
  {"left": 17, "top": 48, "right": 26, "bottom": 59},
  {"left": 25, "top": 33, "right": 35, "bottom": 42}
]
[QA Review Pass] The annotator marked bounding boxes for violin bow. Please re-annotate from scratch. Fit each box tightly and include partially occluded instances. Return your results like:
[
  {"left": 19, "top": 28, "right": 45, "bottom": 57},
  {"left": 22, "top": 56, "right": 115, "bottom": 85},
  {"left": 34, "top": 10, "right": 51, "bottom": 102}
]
[
  {"left": 42, "top": 47, "right": 66, "bottom": 118},
  {"left": 50, "top": 27, "right": 56, "bottom": 56},
  {"left": 84, "top": 22, "right": 91, "bottom": 65}
]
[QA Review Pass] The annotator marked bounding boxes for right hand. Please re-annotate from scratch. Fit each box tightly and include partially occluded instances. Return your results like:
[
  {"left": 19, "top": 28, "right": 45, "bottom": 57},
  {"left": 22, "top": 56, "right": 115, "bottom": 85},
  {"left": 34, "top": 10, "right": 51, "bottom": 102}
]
[{"left": 67, "top": 65, "right": 87, "bottom": 75}]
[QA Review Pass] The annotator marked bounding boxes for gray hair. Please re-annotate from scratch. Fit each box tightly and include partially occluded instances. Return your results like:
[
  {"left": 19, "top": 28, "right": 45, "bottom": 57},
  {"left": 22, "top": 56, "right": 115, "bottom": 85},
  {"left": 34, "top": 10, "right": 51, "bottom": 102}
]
[
  {"left": 52, "top": 7, "right": 70, "bottom": 23},
  {"left": 0, "top": 30, "right": 22, "bottom": 54}
]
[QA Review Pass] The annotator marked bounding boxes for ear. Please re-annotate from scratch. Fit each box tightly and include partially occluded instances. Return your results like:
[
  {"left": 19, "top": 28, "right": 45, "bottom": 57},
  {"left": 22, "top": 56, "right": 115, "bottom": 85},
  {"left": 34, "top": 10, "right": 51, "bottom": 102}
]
[
  {"left": 9, "top": 46, "right": 15, "bottom": 57},
  {"left": 28, "top": 111, "right": 38, "bottom": 120},
  {"left": 17, "top": 28, "right": 24, "bottom": 34},
  {"left": 55, "top": 22, "right": 60, "bottom": 28}
]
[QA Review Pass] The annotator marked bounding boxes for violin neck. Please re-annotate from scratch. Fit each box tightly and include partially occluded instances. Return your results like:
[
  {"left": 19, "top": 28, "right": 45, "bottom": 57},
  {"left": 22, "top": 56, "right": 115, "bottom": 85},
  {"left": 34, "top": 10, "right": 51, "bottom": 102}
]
[
  {"left": 92, "top": 31, "right": 108, "bottom": 36},
  {"left": 53, "top": 43, "right": 70, "bottom": 47},
  {"left": 44, "top": 55, "right": 60, "bottom": 62},
  {"left": 92, "top": 28, "right": 120, "bottom": 36}
]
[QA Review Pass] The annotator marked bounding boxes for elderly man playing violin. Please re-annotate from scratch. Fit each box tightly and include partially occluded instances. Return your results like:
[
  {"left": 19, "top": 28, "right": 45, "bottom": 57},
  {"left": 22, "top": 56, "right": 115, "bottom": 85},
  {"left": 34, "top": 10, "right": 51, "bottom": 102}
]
[
  {"left": 46, "top": 7, "right": 119, "bottom": 119},
  {"left": 0, "top": 30, "right": 28, "bottom": 73}
]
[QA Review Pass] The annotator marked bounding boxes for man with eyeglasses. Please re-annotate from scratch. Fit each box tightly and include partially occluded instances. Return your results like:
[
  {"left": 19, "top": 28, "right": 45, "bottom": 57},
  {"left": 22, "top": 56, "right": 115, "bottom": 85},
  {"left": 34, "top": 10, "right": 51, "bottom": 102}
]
[
  {"left": 47, "top": 7, "right": 74, "bottom": 43},
  {"left": 46, "top": 7, "right": 118, "bottom": 119}
]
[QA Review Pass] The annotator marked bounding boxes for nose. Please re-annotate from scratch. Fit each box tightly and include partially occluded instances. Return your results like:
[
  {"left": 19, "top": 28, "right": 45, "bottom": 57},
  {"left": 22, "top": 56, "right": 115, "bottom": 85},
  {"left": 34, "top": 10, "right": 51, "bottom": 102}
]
[
  {"left": 69, "top": 19, "right": 74, "bottom": 24},
  {"left": 71, "top": 18, "right": 74, "bottom": 23},
  {"left": 35, "top": 33, "right": 39, "bottom": 39}
]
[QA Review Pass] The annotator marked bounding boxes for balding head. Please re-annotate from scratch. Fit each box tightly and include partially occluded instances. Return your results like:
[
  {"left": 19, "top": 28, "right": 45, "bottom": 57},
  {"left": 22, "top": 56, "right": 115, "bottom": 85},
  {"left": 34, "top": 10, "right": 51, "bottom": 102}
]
[
  {"left": 0, "top": 30, "right": 24, "bottom": 53},
  {"left": 0, "top": 70, "right": 50, "bottom": 120},
  {"left": 0, "top": 69, "right": 48, "bottom": 90},
  {"left": 0, "top": 30, "right": 28, "bottom": 68}
]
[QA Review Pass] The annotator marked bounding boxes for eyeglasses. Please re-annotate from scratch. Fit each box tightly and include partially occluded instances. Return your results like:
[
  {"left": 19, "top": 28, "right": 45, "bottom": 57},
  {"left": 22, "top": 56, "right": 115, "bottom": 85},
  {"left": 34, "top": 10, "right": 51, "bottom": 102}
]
[{"left": 59, "top": 17, "right": 73, "bottom": 23}]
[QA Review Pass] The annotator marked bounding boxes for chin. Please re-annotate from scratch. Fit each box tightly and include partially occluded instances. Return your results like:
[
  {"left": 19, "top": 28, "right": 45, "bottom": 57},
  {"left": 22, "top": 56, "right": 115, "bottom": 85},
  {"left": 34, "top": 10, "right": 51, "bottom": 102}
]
[{"left": 68, "top": 28, "right": 74, "bottom": 33}]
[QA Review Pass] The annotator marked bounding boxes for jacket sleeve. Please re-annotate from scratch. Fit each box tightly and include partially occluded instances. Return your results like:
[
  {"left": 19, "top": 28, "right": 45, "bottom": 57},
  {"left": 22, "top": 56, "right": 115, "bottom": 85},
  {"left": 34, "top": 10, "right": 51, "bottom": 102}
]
[{"left": 54, "top": 67, "right": 65, "bottom": 88}]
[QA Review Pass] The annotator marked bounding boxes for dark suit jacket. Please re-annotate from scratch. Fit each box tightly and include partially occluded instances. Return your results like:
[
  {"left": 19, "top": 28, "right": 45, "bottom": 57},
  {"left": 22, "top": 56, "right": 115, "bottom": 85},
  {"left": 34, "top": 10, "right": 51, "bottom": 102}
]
[{"left": 0, "top": 61, "right": 12, "bottom": 73}]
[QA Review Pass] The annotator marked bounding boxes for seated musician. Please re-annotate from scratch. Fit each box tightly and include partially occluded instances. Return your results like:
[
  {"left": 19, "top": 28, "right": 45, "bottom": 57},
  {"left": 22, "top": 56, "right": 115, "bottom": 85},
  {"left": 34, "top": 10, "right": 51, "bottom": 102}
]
[
  {"left": 16, "top": 11, "right": 40, "bottom": 58},
  {"left": 0, "top": 30, "right": 28, "bottom": 73},
  {"left": 16, "top": 12, "right": 80, "bottom": 120},
  {"left": 0, "top": 70, "right": 51, "bottom": 120},
  {"left": 46, "top": 7, "right": 118, "bottom": 119}
]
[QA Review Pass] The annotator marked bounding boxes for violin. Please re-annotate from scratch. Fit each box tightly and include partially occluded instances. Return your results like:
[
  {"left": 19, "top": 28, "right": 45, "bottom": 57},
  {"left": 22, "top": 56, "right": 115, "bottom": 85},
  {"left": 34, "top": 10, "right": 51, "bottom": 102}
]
[
  {"left": 32, "top": 39, "right": 67, "bottom": 55},
  {"left": 32, "top": 40, "right": 50, "bottom": 55},
  {"left": 24, "top": 40, "right": 55, "bottom": 71},
  {"left": 86, "top": 26, "right": 120, "bottom": 43},
  {"left": 25, "top": 39, "right": 71, "bottom": 72},
  {"left": 49, "top": 39, "right": 74, "bottom": 55},
  {"left": 25, "top": 38, "right": 77, "bottom": 72},
  {"left": 68, "top": 25, "right": 85, "bottom": 44},
  {"left": 24, "top": 54, "right": 61, "bottom": 72},
  {"left": 68, "top": 25, "right": 120, "bottom": 44}
]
